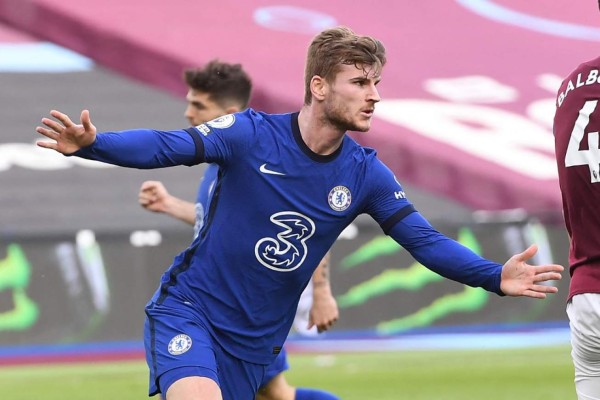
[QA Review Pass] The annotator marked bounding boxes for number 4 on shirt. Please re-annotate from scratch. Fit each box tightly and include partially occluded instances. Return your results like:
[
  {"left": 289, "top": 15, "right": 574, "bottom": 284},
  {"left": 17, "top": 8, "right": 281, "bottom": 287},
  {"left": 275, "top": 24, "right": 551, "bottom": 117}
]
[{"left": 565, "top": 99, "right": 600, "bottom": 183}]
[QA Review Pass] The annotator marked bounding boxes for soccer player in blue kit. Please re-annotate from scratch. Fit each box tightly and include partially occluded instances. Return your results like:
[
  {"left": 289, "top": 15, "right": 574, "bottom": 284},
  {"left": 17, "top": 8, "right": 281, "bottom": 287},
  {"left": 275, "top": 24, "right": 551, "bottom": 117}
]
[
  {"left": 138, "top": 60, "right": 339, "bottom": 400},
  {"left": 36, "top": 26, "right": 564, "bottom": 400}
]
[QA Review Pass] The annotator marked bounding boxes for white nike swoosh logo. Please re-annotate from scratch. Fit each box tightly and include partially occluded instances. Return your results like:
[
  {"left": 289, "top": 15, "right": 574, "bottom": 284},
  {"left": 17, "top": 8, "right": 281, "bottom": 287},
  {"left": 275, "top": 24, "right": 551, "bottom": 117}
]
[{"left": 259, "top": 163, "right": 286, "bottom": 176}]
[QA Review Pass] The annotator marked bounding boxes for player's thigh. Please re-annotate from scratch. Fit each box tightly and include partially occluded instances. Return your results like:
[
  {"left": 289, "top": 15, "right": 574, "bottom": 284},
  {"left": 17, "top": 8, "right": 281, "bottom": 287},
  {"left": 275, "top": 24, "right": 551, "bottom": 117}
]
[
  {"left": 567, "top": 294, "right": 600, "bottom": 400},
  {"left": 568, "top": 293, "right": 600, "bottom": 364},
  {"left": 261, "top": 348, "right": 290, "bottom": 386},
  {"left": 256, "top": 373, "right": 295, "bottom": 400},
  {"left": 214, "top": 343, "right": 266, "bottom": 400},
  {"left": 166, "top": 376, "right": 222, "bottom": 400},
  {"left": 144, "top": 302, "right": 220, "bottom": 396}
]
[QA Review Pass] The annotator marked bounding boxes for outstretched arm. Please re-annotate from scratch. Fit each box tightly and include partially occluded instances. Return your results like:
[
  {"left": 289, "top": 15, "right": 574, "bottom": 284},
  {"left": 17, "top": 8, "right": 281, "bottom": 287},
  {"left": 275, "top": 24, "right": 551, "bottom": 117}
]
[
  {"left": 139, "top": 181, "right": 196, "bottom": 225},
  {"left": 308, "top": 251, "right": 339, "bottom": 333},
  {"left": 388, "top": 211, "right": 563, "bottom": 298},
  {"left": 36, "top": 109, "right": 200, "bottom": 168},
  {"left": 36, "top": 109, "right": 97, "bottom": 154}
]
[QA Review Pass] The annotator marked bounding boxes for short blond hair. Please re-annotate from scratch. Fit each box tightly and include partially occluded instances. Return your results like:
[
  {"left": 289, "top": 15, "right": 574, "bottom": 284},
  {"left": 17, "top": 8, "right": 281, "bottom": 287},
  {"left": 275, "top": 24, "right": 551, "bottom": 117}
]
[{"left": 303, "top": 27, "right": 386, "bottom": 105}]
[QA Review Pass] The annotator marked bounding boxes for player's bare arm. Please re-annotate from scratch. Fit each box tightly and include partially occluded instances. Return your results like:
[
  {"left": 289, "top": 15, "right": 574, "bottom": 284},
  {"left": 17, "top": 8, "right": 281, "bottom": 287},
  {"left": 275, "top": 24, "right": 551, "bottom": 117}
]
[
  {"left": 500, "top": 244, "right": 564, "bottom": 299},
  {"left": 138, "top": 181, "right": 196, "bottom": 225},
  {"left": 308, "top": 251, "right": 339, "bottom": 333}
]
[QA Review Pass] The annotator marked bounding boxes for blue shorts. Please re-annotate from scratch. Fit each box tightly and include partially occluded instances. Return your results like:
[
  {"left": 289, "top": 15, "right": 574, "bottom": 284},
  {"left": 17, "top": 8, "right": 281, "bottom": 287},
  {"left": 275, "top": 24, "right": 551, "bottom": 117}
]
[
  {"left": 144, "top": 300, "right": 266, "bottom": 399},
  {"left": 261, "top": 347, "right": 290, "bottom": 387}
]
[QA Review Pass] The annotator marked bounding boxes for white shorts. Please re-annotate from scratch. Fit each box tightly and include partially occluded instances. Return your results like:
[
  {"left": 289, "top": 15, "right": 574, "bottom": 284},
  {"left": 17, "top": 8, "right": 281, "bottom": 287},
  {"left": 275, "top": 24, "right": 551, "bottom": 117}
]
[{"left": 567, "top": 293, "right": 600, "bottom": 400}]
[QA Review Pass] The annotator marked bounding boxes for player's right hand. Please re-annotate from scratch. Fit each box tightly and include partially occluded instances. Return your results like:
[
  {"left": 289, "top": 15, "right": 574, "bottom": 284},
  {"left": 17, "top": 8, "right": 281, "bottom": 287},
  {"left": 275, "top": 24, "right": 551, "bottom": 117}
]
[
  {"left": 138, "top": 181, "right": 171, "bottom": 213},
  {"left": 36, "top": 109, "right": 97, "bottom": 154}
]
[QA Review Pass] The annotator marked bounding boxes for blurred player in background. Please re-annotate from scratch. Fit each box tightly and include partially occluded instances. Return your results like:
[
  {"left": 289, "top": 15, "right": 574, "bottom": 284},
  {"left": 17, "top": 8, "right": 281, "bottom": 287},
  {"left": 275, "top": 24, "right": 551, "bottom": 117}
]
[
  {"left": 137, "top": 59, "right": 340, "bottom": 400},
  {"left": 553, "top": 3, "right": 600, "bottom": 398}
]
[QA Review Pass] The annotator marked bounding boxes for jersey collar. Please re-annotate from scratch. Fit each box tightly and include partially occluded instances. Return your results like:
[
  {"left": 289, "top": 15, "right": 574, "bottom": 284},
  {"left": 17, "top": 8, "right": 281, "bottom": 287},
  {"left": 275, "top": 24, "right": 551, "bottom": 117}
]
[{"left": 291, "top": 112, "right": 344, "bottom": 163}]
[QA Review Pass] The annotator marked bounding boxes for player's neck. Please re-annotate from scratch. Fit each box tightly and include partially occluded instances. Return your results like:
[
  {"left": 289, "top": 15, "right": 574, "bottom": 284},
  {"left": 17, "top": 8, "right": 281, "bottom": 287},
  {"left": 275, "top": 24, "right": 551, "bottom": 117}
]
[{"left": 298, "top": 106, "right": 345, "bottom": 156}]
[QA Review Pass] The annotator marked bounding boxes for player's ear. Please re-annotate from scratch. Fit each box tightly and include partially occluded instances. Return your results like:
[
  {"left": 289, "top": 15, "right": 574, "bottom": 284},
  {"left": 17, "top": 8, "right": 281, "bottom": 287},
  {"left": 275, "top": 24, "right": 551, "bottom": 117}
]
[
  {"left": 225, "top": 105, "right": 242, "bottom": 114},
  {"left": 310, "top": 75, "right": 327, "bottom": 101}
]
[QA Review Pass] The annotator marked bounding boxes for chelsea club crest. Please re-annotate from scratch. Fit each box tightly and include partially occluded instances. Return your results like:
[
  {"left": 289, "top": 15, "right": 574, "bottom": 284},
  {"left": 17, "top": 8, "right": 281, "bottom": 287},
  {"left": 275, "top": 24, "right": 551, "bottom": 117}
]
[
  {"left": 168, "top": 334, "right": 193, "bottom": 355},
  {"left": 328, "top": 185, "right": 351, "bottom": 212}
]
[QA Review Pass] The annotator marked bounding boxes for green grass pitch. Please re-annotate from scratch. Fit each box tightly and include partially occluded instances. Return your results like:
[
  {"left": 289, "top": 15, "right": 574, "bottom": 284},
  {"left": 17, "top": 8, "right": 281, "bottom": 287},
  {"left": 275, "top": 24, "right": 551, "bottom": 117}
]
[{"left": 0, "top": 346, "right": 574, "bottom": 399}]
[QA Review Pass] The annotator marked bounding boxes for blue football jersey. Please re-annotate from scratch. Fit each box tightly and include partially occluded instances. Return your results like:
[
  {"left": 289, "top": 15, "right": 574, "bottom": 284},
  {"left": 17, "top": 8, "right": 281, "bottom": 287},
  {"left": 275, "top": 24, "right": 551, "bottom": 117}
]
[
  {"left": 166, "top": 110, "right": 413, "bottom": 363},
  {"left": 76, "top": 108, "right": 503, "bottom": 364}
]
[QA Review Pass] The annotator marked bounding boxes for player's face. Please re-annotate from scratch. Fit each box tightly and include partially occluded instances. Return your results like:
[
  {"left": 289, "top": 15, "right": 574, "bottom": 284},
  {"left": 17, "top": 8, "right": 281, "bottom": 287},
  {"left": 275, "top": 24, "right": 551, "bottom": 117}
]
[
  {"left": 323, "top": 63, "right": 381, "bottom": 132},
  {"left": 184, "top": 89, "right": 230, "bottom": 126}
]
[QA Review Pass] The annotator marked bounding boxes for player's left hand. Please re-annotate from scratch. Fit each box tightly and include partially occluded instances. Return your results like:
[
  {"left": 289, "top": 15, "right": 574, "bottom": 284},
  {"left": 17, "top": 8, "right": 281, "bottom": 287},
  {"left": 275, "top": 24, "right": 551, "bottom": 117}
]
[{"left": 500, "top": 244, "right": 564, "bottom": 298}]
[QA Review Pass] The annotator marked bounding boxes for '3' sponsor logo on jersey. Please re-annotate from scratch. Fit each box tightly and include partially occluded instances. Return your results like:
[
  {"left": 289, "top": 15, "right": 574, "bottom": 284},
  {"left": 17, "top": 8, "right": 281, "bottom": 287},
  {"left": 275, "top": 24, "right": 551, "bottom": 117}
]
[{"left": 255, "top": 212, "right": 315, "bottom": 272}]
